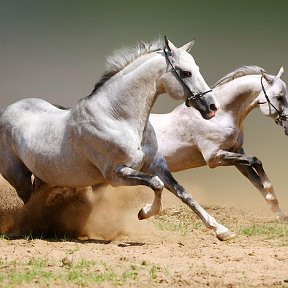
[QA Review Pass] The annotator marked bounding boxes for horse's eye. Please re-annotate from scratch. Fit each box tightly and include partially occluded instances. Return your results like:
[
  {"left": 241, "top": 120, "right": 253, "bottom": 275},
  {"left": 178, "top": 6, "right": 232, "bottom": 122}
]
[
  {"left": 180, "top": 70, "right": 192, "bottom": 78},
  {"left": 277, "top": 95, "right": 284, "bottom": 102}
]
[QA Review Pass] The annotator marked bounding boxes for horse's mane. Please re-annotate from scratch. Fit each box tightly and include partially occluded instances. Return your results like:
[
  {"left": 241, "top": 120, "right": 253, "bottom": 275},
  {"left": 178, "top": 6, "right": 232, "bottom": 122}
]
[
  {"left": 213, "top": 65, "right": 266, "bottom": 88},
  {"left": 88, "top": 39, "right": 164, "bottom": 96}
]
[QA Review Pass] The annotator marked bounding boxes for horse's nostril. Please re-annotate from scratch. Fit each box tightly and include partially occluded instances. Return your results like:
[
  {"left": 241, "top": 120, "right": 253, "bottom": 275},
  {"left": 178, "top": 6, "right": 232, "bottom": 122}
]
[{"left": 210, "top": 103, "right": 218, "bottom": 111}]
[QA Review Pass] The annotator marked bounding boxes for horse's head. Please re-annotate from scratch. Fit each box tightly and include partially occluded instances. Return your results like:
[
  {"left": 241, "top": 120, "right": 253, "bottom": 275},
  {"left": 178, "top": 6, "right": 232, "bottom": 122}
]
[
  {"left": 258, "top": 67, "right": 288, "bottom": 135},
  {"left": 159, "top": 37, "right": 218, "bottom": 119}
]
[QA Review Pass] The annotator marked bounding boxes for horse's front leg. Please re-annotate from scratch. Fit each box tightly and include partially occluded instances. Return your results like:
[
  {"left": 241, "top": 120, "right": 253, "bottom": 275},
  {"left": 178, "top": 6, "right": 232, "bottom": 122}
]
[
  {"left": 116, "top": 165, "right": 163, "bottom": 219},
  {"left": 146, "top": 153, "right": 236, "bottom": 241},
  {"left": 235, "top": 164, "right": 288, "bottom": 221}
]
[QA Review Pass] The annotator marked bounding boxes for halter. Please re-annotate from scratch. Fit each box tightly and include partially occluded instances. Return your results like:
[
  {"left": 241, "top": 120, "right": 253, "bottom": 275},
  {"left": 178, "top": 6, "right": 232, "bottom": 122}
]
[
  {"left": 163, "top": 48, "right": 212, "bottom": 107},
  {"left": 260, "top": 76, "right": 288, "bottom": 125}
]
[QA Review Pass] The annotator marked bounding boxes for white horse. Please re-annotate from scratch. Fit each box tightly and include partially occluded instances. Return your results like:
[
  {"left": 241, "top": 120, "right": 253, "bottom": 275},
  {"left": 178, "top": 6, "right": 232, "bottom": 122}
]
[
  {"left": 150, "top": 65, "right": 288, "bottom": 221},
  {"left": 0, "top": 38, "right": 236, "bottom": 241}
]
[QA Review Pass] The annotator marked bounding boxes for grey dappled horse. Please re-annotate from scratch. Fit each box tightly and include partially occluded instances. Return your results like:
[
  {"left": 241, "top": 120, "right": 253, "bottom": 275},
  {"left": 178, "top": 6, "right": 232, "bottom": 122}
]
[
  {"left": 0, "top": 38, "right": 236, "bottom": 241},
  {"left": 150, "top": 66, "right": 288, "bottom": 222}
]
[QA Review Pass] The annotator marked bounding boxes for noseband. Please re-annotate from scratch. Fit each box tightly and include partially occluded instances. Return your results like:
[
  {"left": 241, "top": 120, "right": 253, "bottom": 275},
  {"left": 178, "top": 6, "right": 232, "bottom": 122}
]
[
  {"left": 163, "top": 48, "right": 212, "bottom": 107},
  {"left": 260, "top": 76, "right": 288, "bottom": 125}
]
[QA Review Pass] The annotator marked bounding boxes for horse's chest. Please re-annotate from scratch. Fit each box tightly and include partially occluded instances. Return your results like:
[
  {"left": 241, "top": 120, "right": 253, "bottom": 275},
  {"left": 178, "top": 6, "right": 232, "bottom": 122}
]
[
  {"left": 222, "top": 126, "right": 238, "bottom": 141},
  {"left": 210, "top": 123, "right": 238, "bottom": 142},
  {"left": 212, "top": 124, "right": 241, "bottom": 151},
  {"left": 218, "top": 125, "right": 244, "bottom": 151}
]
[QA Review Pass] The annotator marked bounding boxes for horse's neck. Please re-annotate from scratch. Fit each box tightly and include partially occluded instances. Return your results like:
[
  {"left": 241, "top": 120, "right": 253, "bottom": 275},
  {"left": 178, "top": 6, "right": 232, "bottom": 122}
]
[
  {"left": 83, "top": 53, "right": 163, "bottom": 133},
  {"left": 214, "top": 75, "right": 262, "bottom": 125},
  {"left": 154, "top": 75, "right": 263, "bottom": 136}
]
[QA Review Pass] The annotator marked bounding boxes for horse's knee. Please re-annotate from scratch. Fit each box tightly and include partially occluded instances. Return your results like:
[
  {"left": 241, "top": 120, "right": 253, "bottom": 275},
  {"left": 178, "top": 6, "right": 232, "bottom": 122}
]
[{"left": 150, "top": 176, "right": 164, "bottom": 192}]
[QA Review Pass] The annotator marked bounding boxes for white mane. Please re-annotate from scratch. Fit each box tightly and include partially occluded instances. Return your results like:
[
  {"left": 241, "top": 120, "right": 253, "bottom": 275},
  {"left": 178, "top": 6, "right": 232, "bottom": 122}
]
[
  {"left": 89, "top": 39, "right": 164, "bottom": 95},
  {"left": 213, "top": 65, "right": 266, "bottom": 88}
]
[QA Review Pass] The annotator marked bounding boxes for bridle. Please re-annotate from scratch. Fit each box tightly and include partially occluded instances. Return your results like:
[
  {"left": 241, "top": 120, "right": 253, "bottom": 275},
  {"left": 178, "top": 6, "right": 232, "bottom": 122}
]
[
  {"left": 163, "top": 48, "right": 212, "bottom": 107},
  {"left": 260, "top": 75, "right": 288, "bottom": 125}
]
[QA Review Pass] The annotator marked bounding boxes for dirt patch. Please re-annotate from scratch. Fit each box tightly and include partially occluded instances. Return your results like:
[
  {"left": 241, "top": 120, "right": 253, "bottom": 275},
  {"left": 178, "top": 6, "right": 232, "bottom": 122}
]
[{"left": 0, "top": 176, "right": 288, "bottom": 287}]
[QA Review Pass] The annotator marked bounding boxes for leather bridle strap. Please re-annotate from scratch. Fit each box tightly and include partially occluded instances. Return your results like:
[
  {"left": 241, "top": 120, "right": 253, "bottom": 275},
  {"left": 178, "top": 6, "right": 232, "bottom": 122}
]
[
  {"left": 163, "top": 48, "right": 212, "bottom": 106},
  {"left": 260, "top": 76, "right": 288, "bottom": 125}
]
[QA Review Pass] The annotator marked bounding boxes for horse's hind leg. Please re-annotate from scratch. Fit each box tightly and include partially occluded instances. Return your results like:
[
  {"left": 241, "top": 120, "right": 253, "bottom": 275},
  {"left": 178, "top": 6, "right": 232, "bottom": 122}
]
[
  {"left": 116, "top": 165, "right": 164, "bottom": 219},
  {"left": 235, "top": 164, "right": 288, "bottom": 221},
  {"left": 206, "top": 148, "right": 288, "bottom": 221},
  {"left": 1, "top": 162, "right": 33, "bottom": 203}
]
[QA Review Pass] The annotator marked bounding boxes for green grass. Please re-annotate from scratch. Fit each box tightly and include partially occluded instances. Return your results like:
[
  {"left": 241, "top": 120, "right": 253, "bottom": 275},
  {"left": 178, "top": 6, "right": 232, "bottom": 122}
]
[
  {"left": 0, "top": 256, "right": 171, "bottom": 287},
  {"left": 153, "top": 207, "right": 202, "bottom": 236},
  {"left": 240, "top": 221, "right": 288, "bottom": 243},
  {"left": 1, "top": 205, "right": 287, "bottom": 287},
  {"left": 0, "top": 258, "right": 121, "bottom": 287},
  {"left": 154, "top": 206, "right": 288, "bottom": 246},
  {"left": 64, "top": 244, "right": 80, "bottom": 255},
  {"left": 1, "top": 258, "right": 53, "bottom": 287},
  {"left": 154, "top": 219, "right": 190, "bottom": 235},
  {"left": 0, "top": 233, "right": 9, "bottom": 240},
  {"left": 65, "top": 267, "right": 117, "bottom": 286}
]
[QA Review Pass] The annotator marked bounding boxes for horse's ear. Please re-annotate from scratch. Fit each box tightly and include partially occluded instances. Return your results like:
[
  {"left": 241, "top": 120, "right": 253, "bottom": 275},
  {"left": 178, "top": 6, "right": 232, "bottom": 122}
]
[
  {"left": 180, "top": 39, "right": 195, "bottom": 52},
  {"left": 164, "top": 36, "right": 176, "bottom": 52},
  {"left": 261, "top": 69, "right": 273, "bottom": 84},
  {"left": 276, "top": 66, "right": 284, "bottom": 78},
  {"left": 260, "top": 69, "right": 266, "bottom": 77}
]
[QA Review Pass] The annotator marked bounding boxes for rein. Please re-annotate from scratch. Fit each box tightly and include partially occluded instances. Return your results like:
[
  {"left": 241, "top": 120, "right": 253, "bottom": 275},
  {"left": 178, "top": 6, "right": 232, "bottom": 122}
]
[
  {"left": 163, "top": 48, "right": 212, "bottom": 107},
  {"left": 260, "top": 76, "right": 288, "bottom": 125}
]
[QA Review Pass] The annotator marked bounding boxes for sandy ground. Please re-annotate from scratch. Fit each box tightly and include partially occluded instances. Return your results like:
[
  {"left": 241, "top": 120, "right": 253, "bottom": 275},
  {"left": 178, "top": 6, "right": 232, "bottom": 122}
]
[{"left": 0, "top": 175, "right": 288, "bottom": 287}]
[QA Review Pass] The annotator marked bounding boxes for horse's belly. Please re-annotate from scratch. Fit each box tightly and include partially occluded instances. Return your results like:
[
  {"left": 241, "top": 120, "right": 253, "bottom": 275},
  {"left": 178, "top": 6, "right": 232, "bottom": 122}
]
[
  {"left": 160, "top": 142, "right": 206, "bottom": 172},
  {"left": 13, "top": 136, "right": 102, "bottom": 186},
  {"left": 34, "top": 162, "right": 105, "bottom": 187}
]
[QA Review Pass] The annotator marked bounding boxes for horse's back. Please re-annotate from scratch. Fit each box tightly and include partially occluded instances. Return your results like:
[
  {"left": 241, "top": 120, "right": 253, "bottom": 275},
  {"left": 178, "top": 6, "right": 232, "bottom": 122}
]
[
  {"left": 0, "top": 97, "right": 70, "bottom": 156},
  {"left": 1, "top": 98, "right": 66, "bottom": 118},
  {"left": 0, "top": 98, "right": 70, "bottom": 132},
  {"left": 0, "top": 98, "right": 80, "bottom": 183}
]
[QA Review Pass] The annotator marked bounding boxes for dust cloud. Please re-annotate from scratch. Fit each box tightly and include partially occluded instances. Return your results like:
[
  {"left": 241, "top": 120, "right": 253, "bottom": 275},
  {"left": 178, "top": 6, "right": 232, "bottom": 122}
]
[
  {"left": 0, "top": 173, "right": 282, "bottom": 239},
  {"left": 0, "top": 176, "right": 158, "bottom": 240}
]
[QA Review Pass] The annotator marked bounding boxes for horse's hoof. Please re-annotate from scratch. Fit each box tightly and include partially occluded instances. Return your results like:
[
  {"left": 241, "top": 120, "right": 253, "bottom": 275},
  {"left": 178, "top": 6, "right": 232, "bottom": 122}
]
[
  {"left": 216, "top": 230, "right": 237, "bottom": 241},
  {"left": 138, "top": 204, "right": 152, "bottom": 220},
  {"left": 138, "top": 209, "right": 145, "bottom": 220},
  {"left": 278, "top": 214, "right": 288, "bottom": 223}
]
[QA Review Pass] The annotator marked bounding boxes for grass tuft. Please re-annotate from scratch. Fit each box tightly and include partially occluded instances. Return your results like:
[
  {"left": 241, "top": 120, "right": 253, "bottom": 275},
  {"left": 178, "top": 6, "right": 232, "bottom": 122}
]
[{"left": 241, "top": 221, "right": 288, "bottom": 244}]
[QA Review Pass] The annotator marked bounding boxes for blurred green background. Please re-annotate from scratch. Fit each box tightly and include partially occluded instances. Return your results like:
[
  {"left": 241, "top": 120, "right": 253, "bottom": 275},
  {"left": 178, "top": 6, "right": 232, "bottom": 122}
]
[{"left": 0, "top": 0, "right": 287, "bottom": 210}]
